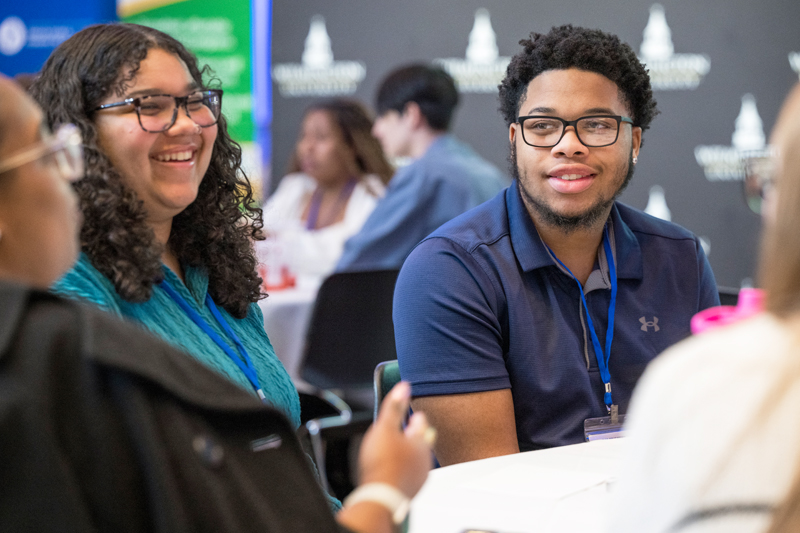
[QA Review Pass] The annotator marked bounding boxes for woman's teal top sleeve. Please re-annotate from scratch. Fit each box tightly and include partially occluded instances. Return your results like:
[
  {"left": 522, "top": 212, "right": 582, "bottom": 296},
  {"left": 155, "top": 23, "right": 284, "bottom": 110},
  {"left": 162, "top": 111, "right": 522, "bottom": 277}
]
[{"left": 53, "top": 253, "right": 301, "bottom": 429}]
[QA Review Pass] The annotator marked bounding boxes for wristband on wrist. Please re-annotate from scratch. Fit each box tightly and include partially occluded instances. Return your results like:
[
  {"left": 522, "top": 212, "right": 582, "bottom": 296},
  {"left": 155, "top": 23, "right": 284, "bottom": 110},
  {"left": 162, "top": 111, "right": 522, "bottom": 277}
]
[{"left": 343, "top": 482, "right": 410, "bottom": 525}]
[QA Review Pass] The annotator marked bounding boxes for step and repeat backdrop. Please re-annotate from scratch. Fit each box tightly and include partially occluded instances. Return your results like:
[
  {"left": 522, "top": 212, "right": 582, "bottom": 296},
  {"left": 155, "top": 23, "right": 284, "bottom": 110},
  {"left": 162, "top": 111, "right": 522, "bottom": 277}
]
[
  {"left": 270, "top": 0, "right": 800, "bottom": 288},
  {"left": 2, "top": 1, "right": 798, "bottom": 287}
]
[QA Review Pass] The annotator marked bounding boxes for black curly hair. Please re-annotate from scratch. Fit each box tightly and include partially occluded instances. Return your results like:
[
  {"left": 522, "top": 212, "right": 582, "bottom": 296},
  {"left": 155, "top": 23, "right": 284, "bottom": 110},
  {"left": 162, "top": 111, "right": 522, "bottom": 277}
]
[
  {"left": 29, "top": 23, "right": 263, "bottom": 319},
  {"left": 498, "top": 25, "right": 658, "bottom": 136}
]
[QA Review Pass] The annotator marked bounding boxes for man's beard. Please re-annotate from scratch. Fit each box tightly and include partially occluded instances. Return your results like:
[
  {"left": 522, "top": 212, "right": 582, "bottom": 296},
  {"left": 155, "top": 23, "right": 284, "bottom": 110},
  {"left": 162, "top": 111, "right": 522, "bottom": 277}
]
[{"left": 509, "top": 144, "right": 635, "bottom": 234}]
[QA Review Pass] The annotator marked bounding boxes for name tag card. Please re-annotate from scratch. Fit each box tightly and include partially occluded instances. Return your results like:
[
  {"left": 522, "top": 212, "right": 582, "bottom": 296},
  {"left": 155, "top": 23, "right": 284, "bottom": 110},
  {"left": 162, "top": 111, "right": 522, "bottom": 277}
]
[{"left": 584, "top": 413, "right": 626, "bottom": 441}]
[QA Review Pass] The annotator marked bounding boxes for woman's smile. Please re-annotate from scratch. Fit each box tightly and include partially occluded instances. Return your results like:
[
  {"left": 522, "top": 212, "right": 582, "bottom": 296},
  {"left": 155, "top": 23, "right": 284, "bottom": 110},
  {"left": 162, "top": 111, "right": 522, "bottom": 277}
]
[{"left": 94, "top": 48, "right": 217, "bottom": 221}]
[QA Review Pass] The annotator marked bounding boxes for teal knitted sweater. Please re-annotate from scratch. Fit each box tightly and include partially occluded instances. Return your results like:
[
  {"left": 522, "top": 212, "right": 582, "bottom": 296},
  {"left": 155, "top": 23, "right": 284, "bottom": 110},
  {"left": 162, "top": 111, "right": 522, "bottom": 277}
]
[{"left": 53, "top": 253, "right": 300, "bottom": 429}]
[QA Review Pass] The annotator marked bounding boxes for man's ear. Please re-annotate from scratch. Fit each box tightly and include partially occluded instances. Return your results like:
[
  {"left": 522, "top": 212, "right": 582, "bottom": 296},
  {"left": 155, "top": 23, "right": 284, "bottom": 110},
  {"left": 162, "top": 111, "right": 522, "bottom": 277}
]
[
  {"left": 631, "top": 126, "right": 642, "bottom": 161},
  {"left": 509, "top": 122, "right": 518, "bottom": 145},
  {"left": 402, "top": 101, "right": 425, "bottom": 129}
]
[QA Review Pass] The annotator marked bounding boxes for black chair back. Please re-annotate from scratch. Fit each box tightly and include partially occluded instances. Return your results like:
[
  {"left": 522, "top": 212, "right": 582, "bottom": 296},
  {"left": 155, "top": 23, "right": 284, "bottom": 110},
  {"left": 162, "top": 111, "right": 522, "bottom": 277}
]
[
  {"left": 718, "top": 286, "right": 740, "bottom": 307},
  {"left": 301, "top": 270, "right": 400, "bottom": 398},
  {"left": 373, "top": 360, "right": 401, "bottom": 421}
]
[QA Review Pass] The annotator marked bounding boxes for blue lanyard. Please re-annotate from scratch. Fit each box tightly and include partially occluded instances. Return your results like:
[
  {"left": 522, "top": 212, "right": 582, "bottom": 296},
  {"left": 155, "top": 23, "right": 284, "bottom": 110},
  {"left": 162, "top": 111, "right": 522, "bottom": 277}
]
[
  {"left": 158, "top": 279, "right": 267, "bottom": 402},
  {"left": 546, "top": 227, "right": 618, "bottom": 410}
]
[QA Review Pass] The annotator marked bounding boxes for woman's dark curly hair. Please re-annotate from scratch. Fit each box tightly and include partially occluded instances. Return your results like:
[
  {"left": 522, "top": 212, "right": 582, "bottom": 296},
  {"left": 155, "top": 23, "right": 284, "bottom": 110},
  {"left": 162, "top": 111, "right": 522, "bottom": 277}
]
[
  {"left": 29, "top": 23, "right": 263, "bottom": 318},
  {"left": 498, "top": 25, "right": 658, "bottom": 139}
]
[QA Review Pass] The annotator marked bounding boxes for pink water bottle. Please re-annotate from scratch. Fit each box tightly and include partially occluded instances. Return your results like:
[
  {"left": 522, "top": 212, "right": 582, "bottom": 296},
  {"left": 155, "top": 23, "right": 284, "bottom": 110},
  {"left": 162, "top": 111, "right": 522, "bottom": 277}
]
[{"left": 690, "top": 287, "right": 764, "bottom": 334}]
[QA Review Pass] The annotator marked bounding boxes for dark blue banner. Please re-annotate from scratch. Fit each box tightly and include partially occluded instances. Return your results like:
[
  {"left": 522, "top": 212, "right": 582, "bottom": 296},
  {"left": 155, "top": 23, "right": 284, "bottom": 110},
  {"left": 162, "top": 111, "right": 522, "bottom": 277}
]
[{"left": 0, "top": 0, "right": 115, "bottom": 76}]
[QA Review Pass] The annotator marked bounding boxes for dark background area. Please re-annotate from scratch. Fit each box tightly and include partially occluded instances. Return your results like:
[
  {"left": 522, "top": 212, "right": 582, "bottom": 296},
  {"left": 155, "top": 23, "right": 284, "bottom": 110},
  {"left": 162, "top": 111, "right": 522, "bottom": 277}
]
[{"left": 271, "top": 0, "right": 800, "bottom": 288}]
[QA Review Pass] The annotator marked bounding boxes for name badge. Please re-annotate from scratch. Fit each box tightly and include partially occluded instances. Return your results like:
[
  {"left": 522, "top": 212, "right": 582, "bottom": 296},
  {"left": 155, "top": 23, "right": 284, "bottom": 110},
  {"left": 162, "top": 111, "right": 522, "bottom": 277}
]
[{"left": 584, "top": 405, "right": 626, "bottom": 441}]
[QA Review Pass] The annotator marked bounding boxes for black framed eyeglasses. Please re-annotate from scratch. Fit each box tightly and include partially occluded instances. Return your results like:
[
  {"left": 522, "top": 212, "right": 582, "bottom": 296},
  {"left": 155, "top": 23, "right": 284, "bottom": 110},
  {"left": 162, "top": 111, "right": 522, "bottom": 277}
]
[
  {"left": 517, "top": 115, "right": 634, "bottom": 148},
  {"left": 742, "top": 146, "right": 777, "bottom": 215},
  {"left": 93, "top": 89, "right": 223, "bottom": 133}
]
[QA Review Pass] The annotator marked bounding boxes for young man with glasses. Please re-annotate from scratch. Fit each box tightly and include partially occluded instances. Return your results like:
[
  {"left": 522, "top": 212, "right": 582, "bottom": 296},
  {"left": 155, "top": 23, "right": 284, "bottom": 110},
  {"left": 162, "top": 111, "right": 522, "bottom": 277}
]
[{"left": 394, "top": 25, "right": 720, "bottom": 466}]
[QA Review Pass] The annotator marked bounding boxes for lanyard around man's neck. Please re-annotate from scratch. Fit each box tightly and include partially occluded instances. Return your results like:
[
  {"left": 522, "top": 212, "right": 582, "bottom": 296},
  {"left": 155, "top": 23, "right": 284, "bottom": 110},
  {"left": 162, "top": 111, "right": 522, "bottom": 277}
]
[{"left": 545, "top": 226, "right": 618, "bottom": 411}]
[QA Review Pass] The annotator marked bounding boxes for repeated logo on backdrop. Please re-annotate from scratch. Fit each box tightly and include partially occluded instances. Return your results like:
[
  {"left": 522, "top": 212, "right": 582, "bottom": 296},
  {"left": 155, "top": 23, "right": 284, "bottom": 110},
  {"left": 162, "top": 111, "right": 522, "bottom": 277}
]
[
  {"left": 643, "top": 184, "right": 711, "bottom": 256},
  {"left": 694, "top": 94, "right": 766, "bottom": 181},
  {"left": 637, "top": 4, "right": 710, "bottom": 90},
  {"left": 272, "top": 15, "right": 366, "bottom": 98},
  {"left": 791, "top": 52, "right": 800, "bottom": 78},
  {"left": 644, "top": 185, "right": 671, "bottom": 221},
  {"left": 434, "top": 9, "right": 510, "bottom": 94},
  {"left": 635, "top": 4, "right": 712, "bottom": 254}
]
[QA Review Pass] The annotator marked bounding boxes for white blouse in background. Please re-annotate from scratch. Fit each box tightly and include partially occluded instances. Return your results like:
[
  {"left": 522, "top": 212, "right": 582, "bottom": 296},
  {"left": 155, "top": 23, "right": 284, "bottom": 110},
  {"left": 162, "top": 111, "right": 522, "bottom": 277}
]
[
  {"left": 260, "top": 172, "right": 385, "bottom": 278},
  {"left": 609, "top": 313, "right": 800, "bottom": 533}
]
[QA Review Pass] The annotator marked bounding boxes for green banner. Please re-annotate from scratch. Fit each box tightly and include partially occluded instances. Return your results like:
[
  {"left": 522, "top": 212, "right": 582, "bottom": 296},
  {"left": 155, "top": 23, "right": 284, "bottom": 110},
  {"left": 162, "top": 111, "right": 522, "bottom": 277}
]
[{"left": 121, "top": 0, "right": 253, "bottom": 143}]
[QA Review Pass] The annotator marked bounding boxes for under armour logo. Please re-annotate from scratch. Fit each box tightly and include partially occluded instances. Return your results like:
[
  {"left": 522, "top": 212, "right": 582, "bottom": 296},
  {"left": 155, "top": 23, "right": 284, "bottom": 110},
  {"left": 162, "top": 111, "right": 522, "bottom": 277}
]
[{"left": 640, "top": 316, "right": 660, "bottom": 332}]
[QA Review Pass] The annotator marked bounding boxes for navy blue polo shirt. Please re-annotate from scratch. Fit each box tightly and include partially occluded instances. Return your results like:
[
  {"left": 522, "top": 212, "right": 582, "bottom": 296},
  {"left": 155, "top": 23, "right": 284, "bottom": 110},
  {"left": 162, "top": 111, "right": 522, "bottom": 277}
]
[{"left": 394, "top": 182, "right": 719, "bottom": 451}]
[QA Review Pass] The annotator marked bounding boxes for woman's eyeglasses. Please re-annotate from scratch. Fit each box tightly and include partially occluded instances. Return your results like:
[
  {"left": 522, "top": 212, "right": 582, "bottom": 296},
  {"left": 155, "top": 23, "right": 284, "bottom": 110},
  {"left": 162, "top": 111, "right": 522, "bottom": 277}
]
[
  {"left": 0, "top": 123, "right": 84, "bottom": 182},
  {"left": 94, "top": 89, "right": 223, "bottom": 133}
]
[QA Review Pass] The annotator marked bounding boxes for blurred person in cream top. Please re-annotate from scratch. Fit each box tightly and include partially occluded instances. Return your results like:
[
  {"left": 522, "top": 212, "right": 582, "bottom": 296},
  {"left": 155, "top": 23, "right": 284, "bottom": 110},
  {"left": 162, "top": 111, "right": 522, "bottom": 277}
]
[
  {"left": 610, "top": 82, "right": 800, "bottom": 533},
  {"left": 261, "top": 99, "right": 390, "bottom": 277},
  {"left": 262, "top": 171, "right": 384, "bottom": 277}
]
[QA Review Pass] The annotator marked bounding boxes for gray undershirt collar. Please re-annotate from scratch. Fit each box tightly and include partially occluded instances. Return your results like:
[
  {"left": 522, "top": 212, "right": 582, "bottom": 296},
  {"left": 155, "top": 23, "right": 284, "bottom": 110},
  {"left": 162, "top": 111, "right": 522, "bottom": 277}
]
[
  {"left": 540, "top": 219, "right": 617, "bottom": 370},
  {"left": 542, "top": 219, "right": 617, "bottom": 294}
]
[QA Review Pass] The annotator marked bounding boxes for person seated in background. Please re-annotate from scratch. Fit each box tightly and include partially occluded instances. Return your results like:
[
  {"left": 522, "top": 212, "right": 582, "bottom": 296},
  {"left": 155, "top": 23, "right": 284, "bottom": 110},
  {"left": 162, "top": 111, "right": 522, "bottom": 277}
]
[
  {"left": 30, "top": 23, "right": 304, "bottom": 443},
  {"left": 610, "top": 83, "right": 800, "bottom": 533},
  {"left": 0, "top": 73, "right": 433, "bottom": 533},
  {"left": 261, "top": 99, "right": 391, "bottom": 279},
  {"left": 336, "top": 64, "right": 507, "bottom": 272},
  {"left": 394, "top": 25, "right": 719, "bottom": 466}
]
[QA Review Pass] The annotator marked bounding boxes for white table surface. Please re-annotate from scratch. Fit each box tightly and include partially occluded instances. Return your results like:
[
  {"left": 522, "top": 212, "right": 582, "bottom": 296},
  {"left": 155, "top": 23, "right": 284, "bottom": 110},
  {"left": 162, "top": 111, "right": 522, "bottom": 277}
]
[
  {"left": 409, "top": 438, "right": 625, "bottom": 533},
  {"left": 258, "top": 276, "right": 321, "bottom": 381}
]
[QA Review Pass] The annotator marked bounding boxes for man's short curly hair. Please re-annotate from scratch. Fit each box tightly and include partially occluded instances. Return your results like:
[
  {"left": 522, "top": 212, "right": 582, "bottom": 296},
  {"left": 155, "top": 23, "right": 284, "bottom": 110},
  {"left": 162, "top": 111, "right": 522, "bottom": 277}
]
[{"left": 499, "top": 25, "right": 658, "bottom": 135}]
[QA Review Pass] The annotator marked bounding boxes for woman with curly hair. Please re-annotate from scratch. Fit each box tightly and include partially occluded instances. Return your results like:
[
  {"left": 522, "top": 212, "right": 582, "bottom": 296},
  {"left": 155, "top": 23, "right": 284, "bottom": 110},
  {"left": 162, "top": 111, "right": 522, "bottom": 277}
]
[
  {"left": 261, "top": 99, "right": 391, "bottom": 278},
  {"left": 29, "top": 23, "right": 300, "bottom": 427}
]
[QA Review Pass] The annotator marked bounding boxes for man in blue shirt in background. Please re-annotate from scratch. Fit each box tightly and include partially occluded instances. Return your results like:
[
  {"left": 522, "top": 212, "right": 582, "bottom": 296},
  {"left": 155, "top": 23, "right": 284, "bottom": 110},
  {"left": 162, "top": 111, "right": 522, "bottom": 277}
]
[
  {"left": 336, "top": 64, "right": 507, "bottom": 272},
  {"left": 394, "top": 25, "right": 719, "bottom": 466}
]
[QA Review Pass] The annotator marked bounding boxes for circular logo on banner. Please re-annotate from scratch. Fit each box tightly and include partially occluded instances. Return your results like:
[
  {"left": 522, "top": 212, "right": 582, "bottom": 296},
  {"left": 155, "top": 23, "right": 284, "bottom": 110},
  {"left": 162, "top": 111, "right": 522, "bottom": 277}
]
[{"left": 0, "top": 17, "right": 27, "bottom": 56}]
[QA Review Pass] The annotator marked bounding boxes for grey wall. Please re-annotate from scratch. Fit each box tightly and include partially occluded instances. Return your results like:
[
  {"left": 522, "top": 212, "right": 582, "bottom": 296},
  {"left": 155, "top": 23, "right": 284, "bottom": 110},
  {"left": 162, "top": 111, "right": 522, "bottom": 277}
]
[{"left": 270, "top": 0, "right": 800, "bottom": 288}]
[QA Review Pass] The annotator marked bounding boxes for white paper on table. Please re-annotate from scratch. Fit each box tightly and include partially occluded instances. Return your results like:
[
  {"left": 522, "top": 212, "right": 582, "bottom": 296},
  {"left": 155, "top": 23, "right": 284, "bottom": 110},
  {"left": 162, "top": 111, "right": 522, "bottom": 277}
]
[
  {"left": 542, "top": 483, "right": 612, "bottom": 533},
  {"left": 457, "top": 464, "right": 613, "bottom": 533},
  {"left": 461, "top": 463, "right": 611, "bottom": 500}
]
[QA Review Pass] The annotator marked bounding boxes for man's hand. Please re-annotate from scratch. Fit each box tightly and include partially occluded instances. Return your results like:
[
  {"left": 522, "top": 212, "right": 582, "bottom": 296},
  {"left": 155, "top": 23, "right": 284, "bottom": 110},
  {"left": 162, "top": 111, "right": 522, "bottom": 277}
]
[{"left": 412, "top": 389, "right": 519, "bottom": 466}]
